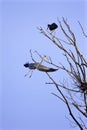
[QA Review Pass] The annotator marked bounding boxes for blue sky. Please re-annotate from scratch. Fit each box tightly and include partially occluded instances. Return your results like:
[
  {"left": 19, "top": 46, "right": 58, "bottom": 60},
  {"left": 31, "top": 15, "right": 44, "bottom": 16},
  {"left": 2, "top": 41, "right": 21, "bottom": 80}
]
[{"left": 0, "top": 0, "right": 87, "bottom": 130}]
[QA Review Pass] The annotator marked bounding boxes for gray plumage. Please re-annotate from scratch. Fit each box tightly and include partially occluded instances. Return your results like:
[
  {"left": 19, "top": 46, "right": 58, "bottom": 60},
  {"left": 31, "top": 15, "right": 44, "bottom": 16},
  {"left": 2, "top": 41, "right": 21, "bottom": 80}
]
[{"left": 24, "top": 62, "right": 58, "bottom": 72}]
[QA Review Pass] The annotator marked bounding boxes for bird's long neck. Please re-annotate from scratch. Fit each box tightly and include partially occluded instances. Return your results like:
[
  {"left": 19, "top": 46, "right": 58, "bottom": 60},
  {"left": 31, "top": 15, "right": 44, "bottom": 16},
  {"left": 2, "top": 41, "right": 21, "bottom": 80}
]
[
  {"left": 39, "top": 58, "right": 44, "bottom": 64},
  {"left": 35, "top": 57, "right": 45, "bottom": 69}
]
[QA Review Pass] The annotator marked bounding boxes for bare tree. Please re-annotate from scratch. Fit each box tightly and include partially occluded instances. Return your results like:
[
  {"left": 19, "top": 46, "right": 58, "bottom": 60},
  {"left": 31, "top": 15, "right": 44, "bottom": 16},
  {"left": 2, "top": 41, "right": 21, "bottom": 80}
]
[{"left": 29, "top": 18, "right": 87, "bottom": 130}]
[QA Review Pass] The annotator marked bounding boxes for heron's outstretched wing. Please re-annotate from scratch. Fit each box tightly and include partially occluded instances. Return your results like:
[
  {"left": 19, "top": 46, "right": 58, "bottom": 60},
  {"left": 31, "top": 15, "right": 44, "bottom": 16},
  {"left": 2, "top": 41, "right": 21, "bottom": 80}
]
[
  {"left": 24, "top": 62, "right": 58, "bottom": 72},
  {"left": 38, "top": 67, "right": 58, "bottom": 72},
  {"left": 34, "top": 63, "right": 58, "bottom": 72}
]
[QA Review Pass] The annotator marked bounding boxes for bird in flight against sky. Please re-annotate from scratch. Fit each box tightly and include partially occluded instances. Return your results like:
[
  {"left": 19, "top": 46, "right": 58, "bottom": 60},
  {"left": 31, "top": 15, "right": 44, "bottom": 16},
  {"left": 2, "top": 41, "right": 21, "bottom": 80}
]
[
  {"left": 24, "top": 62, "right": 58, "bottom": 72},
  {"left": 24, "top": 56, "right": 58, "bottom": 77},
  {"left": 47, "top": 23, "right": 58, "bottom": 31}
]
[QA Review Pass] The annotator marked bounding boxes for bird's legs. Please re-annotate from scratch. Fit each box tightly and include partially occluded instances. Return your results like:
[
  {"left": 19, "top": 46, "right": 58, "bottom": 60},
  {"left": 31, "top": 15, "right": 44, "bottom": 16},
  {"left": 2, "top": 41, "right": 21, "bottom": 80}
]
[
  {"left": 24, "top": 70, "right": 33, "bottom": 78},
  {"left": 28, "top": 70, "right": 33, "bottom": 78},
  {"left": 24, "top": 70, "right": 30, "bottom": 77}
]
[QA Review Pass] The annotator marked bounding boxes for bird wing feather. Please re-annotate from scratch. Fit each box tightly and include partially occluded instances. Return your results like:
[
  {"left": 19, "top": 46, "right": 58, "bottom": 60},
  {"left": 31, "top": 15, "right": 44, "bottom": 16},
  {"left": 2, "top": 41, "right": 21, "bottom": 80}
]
[{"left": 34, "top": 63, "right": 57, "bottom": 72}]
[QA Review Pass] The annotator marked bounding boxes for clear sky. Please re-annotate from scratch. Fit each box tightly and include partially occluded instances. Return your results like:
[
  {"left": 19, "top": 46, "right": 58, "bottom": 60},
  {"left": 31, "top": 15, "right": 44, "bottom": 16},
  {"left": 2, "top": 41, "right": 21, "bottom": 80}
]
[{"left": 0, "top": 0, "right": 87, "bottom": 130}]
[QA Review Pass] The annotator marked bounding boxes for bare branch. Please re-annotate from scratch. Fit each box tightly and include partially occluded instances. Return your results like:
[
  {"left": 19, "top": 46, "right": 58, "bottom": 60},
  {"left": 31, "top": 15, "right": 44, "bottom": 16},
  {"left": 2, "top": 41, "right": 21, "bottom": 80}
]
[
  {"left": 46, "top": 72, "right": 83, "bottom": 130},
  {"left": 78, "top": 21, "right": 87, "bottom": 37},
  {"left": 73, "top": 102, "right": 87, "bottom": 118},
  {"left": 36, "top": 18, "right": 87, "bottom": 129}
]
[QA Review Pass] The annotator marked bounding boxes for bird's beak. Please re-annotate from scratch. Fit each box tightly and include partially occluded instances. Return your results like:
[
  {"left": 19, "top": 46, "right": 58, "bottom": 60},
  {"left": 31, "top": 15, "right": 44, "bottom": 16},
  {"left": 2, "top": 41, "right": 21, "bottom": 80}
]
[
  {"left": 24, "top": 63, "right": 29, "bottom": 67},
  {"left": 24, "top": 64, "right": 26, "bottom": 67}
]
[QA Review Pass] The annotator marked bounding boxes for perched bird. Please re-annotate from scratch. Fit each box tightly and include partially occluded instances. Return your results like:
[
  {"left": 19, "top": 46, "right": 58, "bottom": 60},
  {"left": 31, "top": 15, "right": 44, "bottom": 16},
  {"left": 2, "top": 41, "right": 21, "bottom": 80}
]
[
  {"left": 47, "top": 23, "right": 58, "bottom": 31},
  {"left": 24, "top": 62, "right": 58, "bottom": 72}
]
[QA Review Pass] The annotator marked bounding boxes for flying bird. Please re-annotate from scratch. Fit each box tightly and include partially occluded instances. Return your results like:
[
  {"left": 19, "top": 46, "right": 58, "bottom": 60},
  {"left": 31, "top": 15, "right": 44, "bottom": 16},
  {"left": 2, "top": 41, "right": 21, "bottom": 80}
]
[
  {"left": 24, "top": 56, "right": 58, "bottom": 77},
  {"left": 47, "top": 23, "right": 58, "bottom": 31},
  {"left": 24, "top": 62, "right": 58, "bottom": 72}
]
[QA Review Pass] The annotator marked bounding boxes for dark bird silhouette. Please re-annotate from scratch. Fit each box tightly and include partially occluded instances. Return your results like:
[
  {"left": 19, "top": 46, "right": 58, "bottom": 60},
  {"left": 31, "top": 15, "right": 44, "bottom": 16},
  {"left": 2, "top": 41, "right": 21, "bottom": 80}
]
[
  {"left": 47, "top": 23, "right": 58, "bottom": 31},
  {"left": 24, "top": 62, "right": 58, "bottom": 72}
]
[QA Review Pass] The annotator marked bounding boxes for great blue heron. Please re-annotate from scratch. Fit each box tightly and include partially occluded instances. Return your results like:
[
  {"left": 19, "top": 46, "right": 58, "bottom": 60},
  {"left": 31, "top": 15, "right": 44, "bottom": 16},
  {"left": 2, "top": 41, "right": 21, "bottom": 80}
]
[
  {"left": 24, "top": 62, "right": 58, "bottom": 72},
  {"left": 47, "top": 23, "right": 58, "bottom": 31},
  {"left": 24, "top": 56, "right": 58, "bottom": 77}
]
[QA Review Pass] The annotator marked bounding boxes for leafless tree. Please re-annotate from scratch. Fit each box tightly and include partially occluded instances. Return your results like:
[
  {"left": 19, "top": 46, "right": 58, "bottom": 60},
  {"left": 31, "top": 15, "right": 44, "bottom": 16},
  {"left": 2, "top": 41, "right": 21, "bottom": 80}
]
[{"left": 30, "top": 18, "right": 87, "bottom": 130}]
